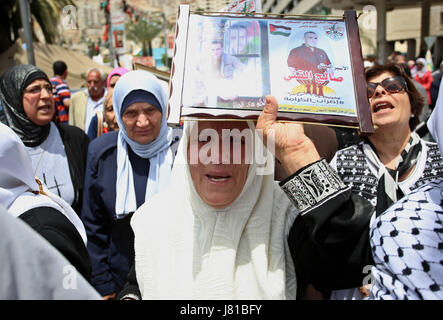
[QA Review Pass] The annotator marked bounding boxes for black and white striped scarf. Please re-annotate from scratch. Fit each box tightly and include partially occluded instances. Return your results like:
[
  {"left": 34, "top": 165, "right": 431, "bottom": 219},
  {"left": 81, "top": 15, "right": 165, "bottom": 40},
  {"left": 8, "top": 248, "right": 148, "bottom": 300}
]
[{"left": 363, "top": 132, "right": 422, "bottom": 216}]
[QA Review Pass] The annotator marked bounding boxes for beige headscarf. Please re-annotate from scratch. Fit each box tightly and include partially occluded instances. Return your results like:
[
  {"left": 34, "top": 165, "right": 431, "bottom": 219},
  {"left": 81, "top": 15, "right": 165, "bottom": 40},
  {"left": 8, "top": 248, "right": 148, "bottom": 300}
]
[{"left": 131, "top": 120, "right": 297, "bottom": 300}]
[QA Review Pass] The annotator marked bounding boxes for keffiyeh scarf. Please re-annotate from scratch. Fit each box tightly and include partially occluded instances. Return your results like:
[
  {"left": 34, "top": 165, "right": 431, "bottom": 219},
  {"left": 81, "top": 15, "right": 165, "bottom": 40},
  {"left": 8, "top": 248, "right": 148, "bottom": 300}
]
[{"left": 363, "top": 132, "right": 422, "bottom": 215}]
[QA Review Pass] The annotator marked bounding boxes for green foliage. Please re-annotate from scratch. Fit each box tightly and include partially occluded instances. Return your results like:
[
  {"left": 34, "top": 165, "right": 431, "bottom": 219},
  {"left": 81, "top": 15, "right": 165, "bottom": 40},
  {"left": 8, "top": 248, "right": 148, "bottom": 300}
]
[
  {"left": 29, "top": 0, "right": 74, "bottom": 43},
  {"left": 0, "top": 0, "right": 74, "bottom": 52},
  {"left": 125, "top": 19, "right": 162, "bottom": 56}
]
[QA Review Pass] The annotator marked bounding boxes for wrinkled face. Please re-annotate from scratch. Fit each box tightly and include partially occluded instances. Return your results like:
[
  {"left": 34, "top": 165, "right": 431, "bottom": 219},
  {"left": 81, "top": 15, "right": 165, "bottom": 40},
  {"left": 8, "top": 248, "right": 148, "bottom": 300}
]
[
  {"left": 368, "top": 72, "right": 412, "bottom": 131},
  {"left": 22, "top": 79, "right": 55, "bottom": 126},
  {"left": 104, "top": 95, "right": 118, "bottom": 132},
  {"left": 121, "top": 102, "right": 162, "bottom": 144},
  {"left": 229, "top": 28, "right": 247, "bottom": 54},
  {"left": 304, "top": 32, "right": 318, "bottom": 48},
  {"left": 188, "top": 121, "right": 250, "bottom": 209},
  {"left": 87, "top": 70, "right": 105, "bottom": 97}
]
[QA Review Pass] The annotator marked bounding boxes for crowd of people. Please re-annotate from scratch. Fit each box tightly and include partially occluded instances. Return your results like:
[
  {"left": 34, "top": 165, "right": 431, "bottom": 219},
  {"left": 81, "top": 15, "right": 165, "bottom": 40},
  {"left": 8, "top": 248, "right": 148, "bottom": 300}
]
[{"left": 0, "top": 49, "right": 442, "bottom": 301}]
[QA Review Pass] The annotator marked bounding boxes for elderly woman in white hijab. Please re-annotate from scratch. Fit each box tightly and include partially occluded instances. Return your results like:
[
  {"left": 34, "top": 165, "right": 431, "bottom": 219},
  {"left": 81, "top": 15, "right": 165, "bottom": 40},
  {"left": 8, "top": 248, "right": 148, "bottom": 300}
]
[
  {"left": 0, "top": 122, "right": 91, "bottom": 281},
  {"left": 131, "top": 119, "right": 297, "bottom": 299},
  {"left": 81, "top": 70, "right": 176, "bottom": 299}
]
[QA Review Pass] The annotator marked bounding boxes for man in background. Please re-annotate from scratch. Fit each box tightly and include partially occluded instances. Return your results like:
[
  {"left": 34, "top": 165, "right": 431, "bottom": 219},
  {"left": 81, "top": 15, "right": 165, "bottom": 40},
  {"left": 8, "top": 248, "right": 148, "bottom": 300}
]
[
  {"left": 69, "top": 68, "right": 107, "bottom": 132},
  {"left": 50, "top": 61, "right": 71, "bottom": 124}
]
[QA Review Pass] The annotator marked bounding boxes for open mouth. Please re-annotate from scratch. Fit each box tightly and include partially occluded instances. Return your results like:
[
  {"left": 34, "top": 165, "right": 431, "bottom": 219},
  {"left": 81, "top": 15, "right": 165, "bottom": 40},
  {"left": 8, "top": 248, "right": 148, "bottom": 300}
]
[
  {"left": 206, "top": 174, "right": 231, "bottom": 182},
  {"left": 373, "top": 102, "right": 394, "bottom": 113},
  {"left": 37, "top": 105, "right": 52, "bottom": 112}
]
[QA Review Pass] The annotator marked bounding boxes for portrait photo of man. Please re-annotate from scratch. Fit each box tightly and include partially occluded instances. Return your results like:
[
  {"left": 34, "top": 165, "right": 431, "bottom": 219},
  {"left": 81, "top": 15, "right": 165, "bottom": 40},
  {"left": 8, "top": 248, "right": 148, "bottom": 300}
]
[
  {"left": 287, "top": 31, "right": 333, "bottom": 96},
  {"left": 228, "top": 22, "right": 249, "bottom": 55}
]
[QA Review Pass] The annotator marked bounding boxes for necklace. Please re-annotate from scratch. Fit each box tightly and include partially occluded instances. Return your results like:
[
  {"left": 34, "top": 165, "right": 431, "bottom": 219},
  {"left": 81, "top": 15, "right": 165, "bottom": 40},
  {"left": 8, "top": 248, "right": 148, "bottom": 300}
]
[{"left": 33, "top": 138, "right": 49, "bottom": 178}]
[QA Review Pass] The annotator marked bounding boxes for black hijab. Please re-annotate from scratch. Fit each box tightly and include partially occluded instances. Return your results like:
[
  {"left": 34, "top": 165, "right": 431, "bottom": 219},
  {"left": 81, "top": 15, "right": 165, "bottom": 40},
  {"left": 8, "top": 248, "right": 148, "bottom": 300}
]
[{"left": 0, "top": 64, "right": 51, "bottom": 147}]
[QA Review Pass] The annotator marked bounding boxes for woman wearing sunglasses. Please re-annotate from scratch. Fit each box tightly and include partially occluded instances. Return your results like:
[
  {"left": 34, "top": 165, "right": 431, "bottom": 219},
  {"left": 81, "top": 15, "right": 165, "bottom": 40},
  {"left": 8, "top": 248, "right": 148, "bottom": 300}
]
[
  {"left": 325, "top": 63, "right": 443, "bottom": 299},
  {"left": 257, "top": 63, "right": 443, "bottom": 300}
]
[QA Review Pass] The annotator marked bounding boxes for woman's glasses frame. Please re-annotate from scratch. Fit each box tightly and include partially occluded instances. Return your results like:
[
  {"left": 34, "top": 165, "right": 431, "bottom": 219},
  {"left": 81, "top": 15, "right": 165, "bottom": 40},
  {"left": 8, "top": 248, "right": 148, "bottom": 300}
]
[
  {"left": 23, "top": 84, "right": 53, "bottom": 96},
  {"left": 367, "top": 75, "right": 407, "bottom": 99}
]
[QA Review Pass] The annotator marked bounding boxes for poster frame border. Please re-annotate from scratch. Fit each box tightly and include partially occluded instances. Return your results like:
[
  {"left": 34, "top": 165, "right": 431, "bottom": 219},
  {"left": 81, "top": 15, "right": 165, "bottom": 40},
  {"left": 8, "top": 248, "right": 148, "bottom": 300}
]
[{"left": 167, "top": 5, "right": 373, "bottom": 134}]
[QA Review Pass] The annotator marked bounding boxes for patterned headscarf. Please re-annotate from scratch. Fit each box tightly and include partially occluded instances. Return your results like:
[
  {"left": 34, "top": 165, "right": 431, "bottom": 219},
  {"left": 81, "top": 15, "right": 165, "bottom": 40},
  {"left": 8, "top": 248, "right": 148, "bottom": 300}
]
[{"left": 363, "top": 132, "right": 422, "bottom": 216}]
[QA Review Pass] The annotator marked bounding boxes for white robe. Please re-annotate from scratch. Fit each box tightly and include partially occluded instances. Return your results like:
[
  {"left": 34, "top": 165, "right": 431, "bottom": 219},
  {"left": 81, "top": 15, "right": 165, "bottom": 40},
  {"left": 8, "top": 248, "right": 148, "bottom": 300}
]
[{"left": 131, "top": 121, "right": 298, "bottom": 299}]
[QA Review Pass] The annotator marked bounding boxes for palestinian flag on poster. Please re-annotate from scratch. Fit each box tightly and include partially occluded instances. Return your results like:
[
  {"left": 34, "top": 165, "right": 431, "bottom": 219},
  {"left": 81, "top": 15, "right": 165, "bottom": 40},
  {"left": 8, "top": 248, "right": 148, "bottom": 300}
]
[{"left": 269, "top": 24, "right": 291, "bottom": 36}]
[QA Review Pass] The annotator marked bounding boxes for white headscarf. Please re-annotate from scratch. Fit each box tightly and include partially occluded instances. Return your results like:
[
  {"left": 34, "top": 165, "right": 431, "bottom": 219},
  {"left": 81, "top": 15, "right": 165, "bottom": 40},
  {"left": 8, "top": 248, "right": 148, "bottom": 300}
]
[
  {"left": 0, "top": 123, "right": 87, "bottom": 244},
  {"left": 415, "top": 57, "right": 428, "bottom": 78},
  {"left": 131, "top": 120, "right": 298, "bottom": 299},
  {"left": 112, "top": 70, "right": 173, "bottom": 217},
  {"left": 427, "top": 79, "right": 443, "bottom": 151}
]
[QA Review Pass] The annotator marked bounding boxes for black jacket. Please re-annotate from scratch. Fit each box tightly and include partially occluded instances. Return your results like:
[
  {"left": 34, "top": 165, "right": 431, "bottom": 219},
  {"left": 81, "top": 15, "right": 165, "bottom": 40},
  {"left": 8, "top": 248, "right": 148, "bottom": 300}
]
[
  {"left": 280, "top": 159, "right": 375, "bottom": 298},
  {"left": 20, "top": 206, "right": 92, "bottom": 281},
  {"left": 117, "top": 263, "right": 141, "bottom": 300},
  {"left": 55, "top": 123, "right": 89, "bottom": 216},
  {"left": 288, "top": 190, "right": 374, "bottom": 297}
]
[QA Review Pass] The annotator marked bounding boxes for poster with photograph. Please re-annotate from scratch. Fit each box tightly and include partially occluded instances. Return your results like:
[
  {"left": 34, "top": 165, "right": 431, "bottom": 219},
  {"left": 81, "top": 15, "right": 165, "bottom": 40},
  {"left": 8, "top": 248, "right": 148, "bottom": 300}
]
[
  {"left": 182, "top": 16, "right": 357, "bottom": 117},
  {"left": 182, "top": 15, "right": 267, "bottom": 110},
  {"left": 169, "top": 5, "right": 372, "bottom": 133},
  {"left": 268, "top": 20, "right": 357, "bottom": 117}
]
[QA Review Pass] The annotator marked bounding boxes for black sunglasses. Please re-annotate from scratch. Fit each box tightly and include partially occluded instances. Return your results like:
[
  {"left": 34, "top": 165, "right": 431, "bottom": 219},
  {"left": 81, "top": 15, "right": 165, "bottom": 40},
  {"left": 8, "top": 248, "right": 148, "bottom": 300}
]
[{"left": 367, "top": 76, "right": 407, "bottom": 98}]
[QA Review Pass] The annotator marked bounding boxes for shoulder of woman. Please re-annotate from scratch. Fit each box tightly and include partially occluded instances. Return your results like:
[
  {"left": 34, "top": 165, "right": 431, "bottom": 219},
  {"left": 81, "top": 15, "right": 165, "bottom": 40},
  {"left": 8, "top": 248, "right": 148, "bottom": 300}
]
[
  {"left": 371, "top": 179, "right": 443, "bottom": 230},
  {"left": 131, "top": 190, "right": 182, "bottom": 231},
  {"left": 19, "top": 206, "right": 82, "bottom": 241},
  {"left": 87, "top": 130, "right": 119, "bottom": 160},
  {"left": 55, "top": 123, "right": 88, "bottom": 142}
]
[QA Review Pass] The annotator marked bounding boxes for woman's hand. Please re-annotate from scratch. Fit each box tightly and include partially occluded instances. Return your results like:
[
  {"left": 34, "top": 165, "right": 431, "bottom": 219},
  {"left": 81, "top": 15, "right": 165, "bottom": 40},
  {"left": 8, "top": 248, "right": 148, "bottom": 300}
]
[
  {"left": 257, "top": 95, "right": 321, "bottom": 175},
  {"left": 102, "top": 292, "right": 117, "bottom": 300}
]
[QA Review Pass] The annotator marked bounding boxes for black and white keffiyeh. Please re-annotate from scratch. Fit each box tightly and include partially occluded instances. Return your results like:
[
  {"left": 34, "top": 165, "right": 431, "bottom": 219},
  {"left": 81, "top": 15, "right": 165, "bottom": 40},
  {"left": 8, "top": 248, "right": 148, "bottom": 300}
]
[
  {"left": 363, "top": 132, "right": 422, "bottom": 216},
  {"left": 368, "top": 80, "right": 443, "bottom": 300},
  {"left": 369, "top": 179, "right": 443, "bottom": 300}
]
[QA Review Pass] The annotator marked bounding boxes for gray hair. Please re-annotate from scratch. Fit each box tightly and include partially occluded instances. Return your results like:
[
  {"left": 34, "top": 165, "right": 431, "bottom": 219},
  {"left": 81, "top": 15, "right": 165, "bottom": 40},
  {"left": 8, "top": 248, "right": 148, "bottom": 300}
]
[{"left": 87, "top": 67, "right": 106, "bottom": 81}]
